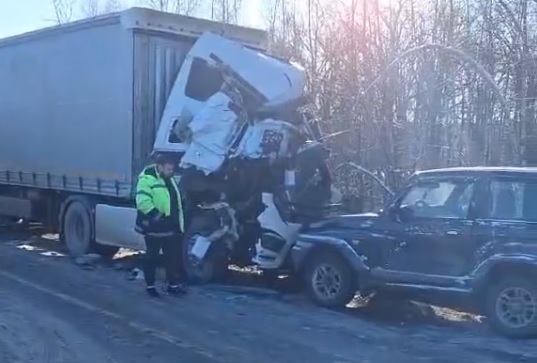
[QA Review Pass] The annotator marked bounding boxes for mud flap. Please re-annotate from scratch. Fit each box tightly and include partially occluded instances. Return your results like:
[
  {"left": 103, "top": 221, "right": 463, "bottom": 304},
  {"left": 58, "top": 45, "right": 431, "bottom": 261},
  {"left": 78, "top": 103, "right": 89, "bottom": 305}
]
[{"left": 190, "top": 235, "right": 212, "bottom": 262}]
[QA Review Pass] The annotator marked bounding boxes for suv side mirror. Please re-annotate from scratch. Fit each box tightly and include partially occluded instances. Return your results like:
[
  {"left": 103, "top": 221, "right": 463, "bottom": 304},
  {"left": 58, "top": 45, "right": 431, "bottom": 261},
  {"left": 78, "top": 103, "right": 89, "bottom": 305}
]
[
  {"left": 386, "top": 205, "right": 399, "bottom": 219},
  {"left": 398, "top": 205, "right": 415, "bottom": 221},
  {"left": 387, "top": 205, "right": 414, "bottom": 222}
]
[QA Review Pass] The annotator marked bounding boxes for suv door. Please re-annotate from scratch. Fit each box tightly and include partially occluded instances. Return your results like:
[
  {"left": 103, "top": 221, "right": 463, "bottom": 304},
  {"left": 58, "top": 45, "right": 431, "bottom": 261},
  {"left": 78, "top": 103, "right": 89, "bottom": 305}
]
[
  {"left": 378, "top": 175, "right": 479, "bottom": 283},
  {"left": 472, "top": 174, "right": 537, "bottom": 266}
]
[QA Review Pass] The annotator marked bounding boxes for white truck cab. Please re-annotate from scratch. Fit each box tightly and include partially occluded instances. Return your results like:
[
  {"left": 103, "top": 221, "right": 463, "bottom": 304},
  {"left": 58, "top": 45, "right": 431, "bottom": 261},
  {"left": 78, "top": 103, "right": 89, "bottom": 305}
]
[{"left": 154, "top": 32, "right": 307, "bottom": 154}]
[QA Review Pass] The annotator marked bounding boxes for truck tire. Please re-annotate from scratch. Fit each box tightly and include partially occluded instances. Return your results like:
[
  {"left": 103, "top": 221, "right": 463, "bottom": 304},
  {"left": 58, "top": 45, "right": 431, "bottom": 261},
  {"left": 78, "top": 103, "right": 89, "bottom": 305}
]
[
  {"left": 182, "top": 234, "right": 229, "bottom": 285},
  {"left": 303, "top": 251, "right": 356, "bottom": 308},
  {"left": 485, "top": 275, "right": 537, "bottom": 338},
  {"left": 63, "top": 200, "right": 93, "bottom": 257}
]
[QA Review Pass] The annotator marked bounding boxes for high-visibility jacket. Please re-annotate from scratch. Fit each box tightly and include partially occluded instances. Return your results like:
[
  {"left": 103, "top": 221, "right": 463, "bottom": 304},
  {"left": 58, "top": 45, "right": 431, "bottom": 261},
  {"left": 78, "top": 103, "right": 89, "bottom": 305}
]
[{"left": 135, "top": 164, "right": 185, "bottom": 236}]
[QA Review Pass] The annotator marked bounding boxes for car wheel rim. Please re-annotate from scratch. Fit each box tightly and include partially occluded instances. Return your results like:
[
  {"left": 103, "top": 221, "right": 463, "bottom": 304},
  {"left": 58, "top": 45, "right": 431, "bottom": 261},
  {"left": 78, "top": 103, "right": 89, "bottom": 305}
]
[
  {"left": 495, "top": 286, "right": 537, "bottom": 329},
  {"left": 312, "top": 264, "right": 342, "bottom": 300}
]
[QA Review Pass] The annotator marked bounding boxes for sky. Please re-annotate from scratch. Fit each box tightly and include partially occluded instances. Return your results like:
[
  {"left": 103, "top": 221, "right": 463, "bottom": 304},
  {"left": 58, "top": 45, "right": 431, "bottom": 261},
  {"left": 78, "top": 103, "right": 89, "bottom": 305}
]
[{"left": 0, "top": 0, "right": 265, "bottom": 39}]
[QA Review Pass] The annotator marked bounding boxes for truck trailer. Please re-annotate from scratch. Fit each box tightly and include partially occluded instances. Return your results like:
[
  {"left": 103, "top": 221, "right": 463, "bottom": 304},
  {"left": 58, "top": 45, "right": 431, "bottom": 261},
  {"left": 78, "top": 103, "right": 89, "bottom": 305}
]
[{"left": 0, "top": 7, "right": 270, "bottom": 257}]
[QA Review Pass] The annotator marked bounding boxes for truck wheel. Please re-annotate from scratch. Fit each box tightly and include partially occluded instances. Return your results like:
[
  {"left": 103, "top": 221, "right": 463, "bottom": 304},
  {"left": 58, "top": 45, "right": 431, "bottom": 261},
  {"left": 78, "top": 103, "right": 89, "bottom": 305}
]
[
  {"left": 182, "top": 235, "right": 229, "bottom": 285},
  {"left": 485, "top": 275, "right": 537, "bottom": 338},
  {"left": 304, "top": 251, "right": 356, "bottom": 308},
  {"left": 63, "top": 201, "right": 93, "bottom": 257}
]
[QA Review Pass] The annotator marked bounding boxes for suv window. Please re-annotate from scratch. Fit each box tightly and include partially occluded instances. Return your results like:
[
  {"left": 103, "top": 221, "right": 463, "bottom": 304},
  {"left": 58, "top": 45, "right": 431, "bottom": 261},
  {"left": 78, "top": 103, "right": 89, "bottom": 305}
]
[
  {"left": 485, "top": 179, "right": 537, "bottom": 221},
  {"left": 400, "top": 179, "right": 475, "bottom": 219}
]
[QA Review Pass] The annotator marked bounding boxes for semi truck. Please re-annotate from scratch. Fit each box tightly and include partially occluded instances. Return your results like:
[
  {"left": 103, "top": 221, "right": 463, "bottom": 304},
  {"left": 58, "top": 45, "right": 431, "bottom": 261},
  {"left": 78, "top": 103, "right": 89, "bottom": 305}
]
[{"left": 0, "top": 7, "right": 271, "bottom": 257}]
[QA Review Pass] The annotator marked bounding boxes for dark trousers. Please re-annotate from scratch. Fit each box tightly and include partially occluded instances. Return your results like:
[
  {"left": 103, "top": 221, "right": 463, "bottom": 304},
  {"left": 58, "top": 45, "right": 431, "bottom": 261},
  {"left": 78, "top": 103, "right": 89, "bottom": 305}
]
[{"left": 144, "top": 234, "right": 183, "bottom": 287}]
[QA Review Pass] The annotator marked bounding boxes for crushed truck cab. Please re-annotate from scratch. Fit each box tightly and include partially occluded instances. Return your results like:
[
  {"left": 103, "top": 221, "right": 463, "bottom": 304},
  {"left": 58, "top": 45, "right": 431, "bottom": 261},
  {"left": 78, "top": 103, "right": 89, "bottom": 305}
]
[{"left": 154, "top": 32, "right": 307, "bottom": 155}]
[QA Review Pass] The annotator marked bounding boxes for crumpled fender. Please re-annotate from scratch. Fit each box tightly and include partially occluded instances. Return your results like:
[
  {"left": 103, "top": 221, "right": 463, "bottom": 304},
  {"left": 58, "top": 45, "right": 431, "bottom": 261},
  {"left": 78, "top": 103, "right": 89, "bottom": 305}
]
[{"left": 291, "top": 233, "right": 370, "bottom": 274}]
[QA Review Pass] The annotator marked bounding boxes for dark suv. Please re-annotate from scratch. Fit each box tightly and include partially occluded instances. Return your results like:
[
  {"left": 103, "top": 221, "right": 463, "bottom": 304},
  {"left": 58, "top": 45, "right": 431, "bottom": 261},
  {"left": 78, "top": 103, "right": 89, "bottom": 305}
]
[{"left": 292, "top": 167, "right": 537, "bottom": 338}]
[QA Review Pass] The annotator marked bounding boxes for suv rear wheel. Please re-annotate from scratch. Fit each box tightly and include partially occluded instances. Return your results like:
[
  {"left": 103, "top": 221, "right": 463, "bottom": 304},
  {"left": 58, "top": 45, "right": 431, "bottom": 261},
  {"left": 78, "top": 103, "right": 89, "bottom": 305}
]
[
  {"left": 485, "top": 275, "right": 537, "bottom": 338},
  {"left": 304, "top": 251, "right": 356, "bottom": 308}
]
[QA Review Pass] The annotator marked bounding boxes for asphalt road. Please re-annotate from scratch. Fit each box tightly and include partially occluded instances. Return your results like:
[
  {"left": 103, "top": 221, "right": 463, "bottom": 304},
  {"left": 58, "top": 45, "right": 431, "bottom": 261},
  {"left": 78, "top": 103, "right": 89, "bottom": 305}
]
[{"left": 0, "top": 227, "right": 536, "bottom": 363}]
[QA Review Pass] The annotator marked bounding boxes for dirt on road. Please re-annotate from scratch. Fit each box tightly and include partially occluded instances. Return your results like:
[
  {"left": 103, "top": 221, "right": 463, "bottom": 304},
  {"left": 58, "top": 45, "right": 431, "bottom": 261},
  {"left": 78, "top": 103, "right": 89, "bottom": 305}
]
[{"left": 0, "top": 226, "right": 535, "bottom": 363}]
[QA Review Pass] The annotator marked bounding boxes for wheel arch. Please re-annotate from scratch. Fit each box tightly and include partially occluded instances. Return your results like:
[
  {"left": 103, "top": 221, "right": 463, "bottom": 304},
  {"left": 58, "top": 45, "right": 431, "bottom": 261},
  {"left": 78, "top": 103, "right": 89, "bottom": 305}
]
[
  {"left": 292, "top": 234, "right": 369, "bottom": 277},
  {"left": 473, "top": 258, "right": 537, "bottom": 309}
]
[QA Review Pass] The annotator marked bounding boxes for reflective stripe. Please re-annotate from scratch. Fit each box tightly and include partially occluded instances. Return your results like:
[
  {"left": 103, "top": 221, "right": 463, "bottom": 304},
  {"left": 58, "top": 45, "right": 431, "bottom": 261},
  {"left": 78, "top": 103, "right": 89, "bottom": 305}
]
[
  {"left": 134, "top": 225, "right": 174, "bottom": 237},
  {"left": 150, "top": 184, "right": 167, "bottom": 189},
  {"left": 146, "top": 231, "right": 175, "bottom": 237},
  {"left": 136, "top": 191, "right": 152, "bottom": 198}
]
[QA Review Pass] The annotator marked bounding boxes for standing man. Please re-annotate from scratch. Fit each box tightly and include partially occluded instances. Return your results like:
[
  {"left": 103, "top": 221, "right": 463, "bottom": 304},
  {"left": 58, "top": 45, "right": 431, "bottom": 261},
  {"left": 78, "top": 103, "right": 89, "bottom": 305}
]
[{"left": 135, "top": 153, "right": 187, "bottom": 297}]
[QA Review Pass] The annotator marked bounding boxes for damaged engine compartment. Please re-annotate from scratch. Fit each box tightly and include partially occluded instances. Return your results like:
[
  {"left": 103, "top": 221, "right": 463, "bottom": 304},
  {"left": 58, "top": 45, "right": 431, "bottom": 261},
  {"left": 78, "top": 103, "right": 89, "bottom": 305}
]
[{"left": 158, "top": 46, "right": 337, "bottom": 282}]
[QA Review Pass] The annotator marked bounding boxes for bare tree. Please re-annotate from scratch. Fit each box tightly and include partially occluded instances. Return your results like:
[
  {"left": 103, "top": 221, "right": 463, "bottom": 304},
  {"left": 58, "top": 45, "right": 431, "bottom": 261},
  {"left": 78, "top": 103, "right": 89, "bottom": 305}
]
[
  {"left": 145, "top": 0, "right": 201, "bottom": 15},
  {"left": 261, "top": 0, "right": 537, "bottom": 210},
  {"left": 51, "top": 0, "right": 76, "bottom": 24},
  {"left": 211, "top": 0, "right": 243, "bottom": 24},
  {"left": 80, "top": 0, "right": 123, "bottom": 18}
]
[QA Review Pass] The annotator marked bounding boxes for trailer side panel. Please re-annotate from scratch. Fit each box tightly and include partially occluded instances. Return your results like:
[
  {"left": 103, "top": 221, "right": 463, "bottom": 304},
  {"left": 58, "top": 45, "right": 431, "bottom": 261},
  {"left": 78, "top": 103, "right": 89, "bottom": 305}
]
[{"left": 0, "top": 19, "right": 134, "bottom": 197}]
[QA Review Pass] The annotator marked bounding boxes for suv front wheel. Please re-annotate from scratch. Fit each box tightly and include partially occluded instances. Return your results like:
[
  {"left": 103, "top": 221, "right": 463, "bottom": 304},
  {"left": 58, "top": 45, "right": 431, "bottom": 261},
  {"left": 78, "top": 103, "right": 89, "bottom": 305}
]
[
  {"left": 485, "top": 275, "right": 537, "bottom": 338},
  {"left": 303, "top": 251, "right": 356, "bottom": 308}
]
